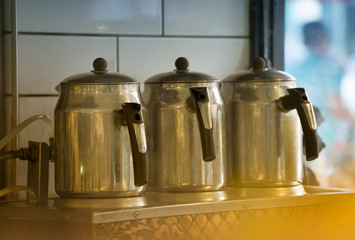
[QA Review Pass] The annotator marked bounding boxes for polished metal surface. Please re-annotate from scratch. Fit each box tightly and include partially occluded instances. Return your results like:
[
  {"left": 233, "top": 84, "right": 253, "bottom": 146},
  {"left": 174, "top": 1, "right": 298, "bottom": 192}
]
[
  {"left": 222, "top": 80, "right": 302, "bottom": 187},
  {"left": 227, "top": 185, "right": 306, "bottom": 197},
  {"left": 55, "top": 59, "right": 147, "bottom": 197},
  {"left": 144, "top": 82, "right": 225, "bottom": 191},
  {"left": 222, "top": 68, "right": 295, "bottom": 82},
  {"left": 27, "top": 141, "right": 50, "bottom": 205},
  {"left": 0, "top": 187, "right": 353, "bottom": 223},
  {"left": 143, "top": 58, "right": 226, "bottom": 191},
  {"left": 2, "top": 187, "right": 355, "bottom": 240},
  {"left": 147, "top": 190, "right": 228, "bottom": 203},
  {"left": 55, "top": 84, "right": 146, "bottom": 197},
  {"left": 54, "top": 196, "right": 147, "bottom": 209},
  {"left": 221, "top": 57, "right": 319, "bottom": 188}
]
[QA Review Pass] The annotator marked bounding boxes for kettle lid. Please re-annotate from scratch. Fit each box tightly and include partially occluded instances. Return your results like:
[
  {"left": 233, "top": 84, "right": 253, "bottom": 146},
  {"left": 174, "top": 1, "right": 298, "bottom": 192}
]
[
  {"left": 145, "top": 57, "right": 218, "bottom": 83},
  {"left": 222, "top": 57, "right": 295, "bottom": 82},
  {"left": 60, "top": 58, "right": 138, "bottom": 85}
]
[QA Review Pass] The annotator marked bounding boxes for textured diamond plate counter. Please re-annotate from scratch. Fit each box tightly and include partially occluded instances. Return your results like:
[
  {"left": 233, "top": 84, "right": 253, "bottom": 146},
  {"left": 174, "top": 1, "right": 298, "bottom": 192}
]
[{"left": 1, "top": 186, "right": 355, "bottom": 240}]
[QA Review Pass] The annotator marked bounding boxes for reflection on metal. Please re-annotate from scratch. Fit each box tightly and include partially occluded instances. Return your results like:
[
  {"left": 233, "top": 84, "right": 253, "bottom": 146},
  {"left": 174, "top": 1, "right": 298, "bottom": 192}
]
[
  {"left": 302, "top": 102, "right": 317, "bottom": 130},
  {"left": 222, "top": 80, "right": 303, "bottom": 187},
  {"left": 55, "top": 84, "right": 147, "bottom": 197},
  {"left": 26, "top": 141, "right": 50, "bottom": 205},
  {"left": 133, "top": 123, "right": 147, "bottom": 154},
  {"left": 147, "top": 191, "right": 227, "bottom": 204},
  {"left": 198, "top": 101, "right": 213, "bottom": 130},
  {"left": 54, "top": 196, "right": 147, "bottom": 209},
  {"left": 227, "top": 185, "right": 305, "bottom": 197},
  {"left": 144, "top": 82, "right": 225, "bottom": 192}
]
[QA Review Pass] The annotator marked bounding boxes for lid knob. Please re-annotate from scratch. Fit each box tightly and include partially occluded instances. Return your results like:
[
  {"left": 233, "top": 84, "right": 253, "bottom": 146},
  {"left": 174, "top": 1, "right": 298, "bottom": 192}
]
[
  {"left": 175, "top": 57, "right": 189, "bottom": 71},
  {"left": 252, "top": 57, "right": 266, "bottom": 70},
  {"left": 93, "top": 57, "right": 108, "bottom": 72}
]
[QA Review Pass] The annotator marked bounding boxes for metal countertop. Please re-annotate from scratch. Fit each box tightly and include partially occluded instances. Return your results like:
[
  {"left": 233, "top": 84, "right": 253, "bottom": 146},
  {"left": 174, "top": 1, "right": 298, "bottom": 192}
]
[{"left": 1, "top": 186, "right": 354, "bottom": 224}]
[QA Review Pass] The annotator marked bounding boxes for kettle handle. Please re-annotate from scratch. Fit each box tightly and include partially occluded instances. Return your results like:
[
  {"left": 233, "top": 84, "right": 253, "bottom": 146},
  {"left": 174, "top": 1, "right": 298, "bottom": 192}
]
[
  {"left": 278, "top": 88, "right": 319, "bottom": 161},
  {"left": 122, "top": 103, "right": 148, "bottom": 186},
  {"left": 189, "top": 87, "right": 216, "bottom": 162}
]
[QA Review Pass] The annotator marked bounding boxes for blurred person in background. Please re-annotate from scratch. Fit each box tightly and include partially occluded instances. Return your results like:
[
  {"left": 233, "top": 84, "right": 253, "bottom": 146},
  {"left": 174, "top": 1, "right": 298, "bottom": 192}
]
[
  {"left": 288, "top": 21, "right": 355, "bottom": 187},
  {"left": 335, "top": 36, "right": 355, "bottom": 188}
]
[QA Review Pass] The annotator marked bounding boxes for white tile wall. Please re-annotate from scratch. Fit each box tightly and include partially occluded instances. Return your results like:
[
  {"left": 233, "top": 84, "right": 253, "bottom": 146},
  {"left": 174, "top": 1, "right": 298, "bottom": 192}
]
[
  {"left": 165, "top": 0, "right": 249, "bottom": 36},
  {"left": 17, "top": 97, "right": 57, "bottom": 149},
  {"left": 17, "top": 0, "right": 162, "bottom": 35},
  {"left": 18, "top": 35, "right": 117, "bottom": 94},
  {"left": 119, "top": 37, "right": 249, "bottom": 82},
  {"left": 17, "top": 97, "right": 58, "bottom": 198}
]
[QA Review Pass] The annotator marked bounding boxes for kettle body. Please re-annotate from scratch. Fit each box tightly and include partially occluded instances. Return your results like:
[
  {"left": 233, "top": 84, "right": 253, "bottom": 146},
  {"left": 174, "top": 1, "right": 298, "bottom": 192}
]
[
  {"left": 143, "top": 57, "right": 226, "bottom": 191},
  {"left": 55, "top": 58, "right": 148, "bottom": 198},
  {"left": 221, "top": 57, "right": 318, "bottom": 188}
]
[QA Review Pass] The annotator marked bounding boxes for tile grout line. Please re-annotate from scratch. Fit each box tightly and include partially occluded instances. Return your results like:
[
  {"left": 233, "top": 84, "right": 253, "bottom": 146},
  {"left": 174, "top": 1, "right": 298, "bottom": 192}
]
[
  {"left": 116, "top": 36, "right": 120, "bottom": 72},
  {"left": 18, "top": 94, "right": 59, "bottom": 97},
  {"left": 161, "top": 0, "right": 165, "bottom": 36},
  {"left": 4, "top": 93, "right": 59, "bottom": 97},
  {"left": 17, "top": 32, "right": 249, "bottom": 39}
]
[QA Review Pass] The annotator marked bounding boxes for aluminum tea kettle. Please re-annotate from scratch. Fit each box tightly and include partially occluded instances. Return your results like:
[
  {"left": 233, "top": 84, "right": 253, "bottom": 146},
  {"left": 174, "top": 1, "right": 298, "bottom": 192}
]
[
  {"left": 55, "top": 58, "right": 148, "bottom": 198},
  {"left": 221, "top": 57, "right": 318, "bottom": 188},
  {"left": 143, "top": 57, "right": 226, "bottom": 191}
]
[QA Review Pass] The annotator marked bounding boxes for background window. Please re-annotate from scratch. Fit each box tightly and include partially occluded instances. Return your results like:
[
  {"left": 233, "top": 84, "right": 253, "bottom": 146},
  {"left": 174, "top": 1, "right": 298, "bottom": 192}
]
[{"left": 285, "top": 0, "right": 355, "bottom": 188}]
